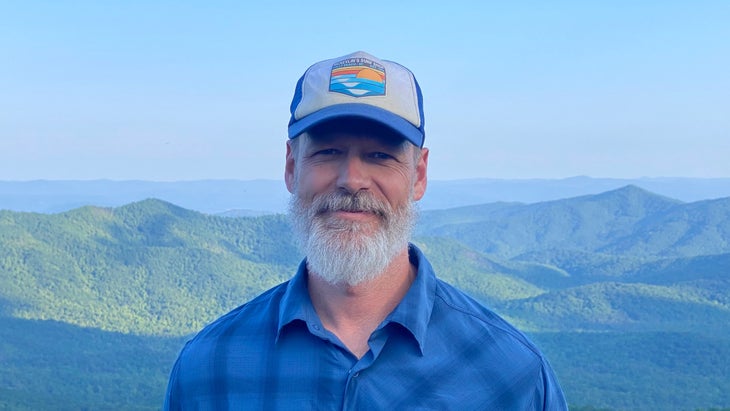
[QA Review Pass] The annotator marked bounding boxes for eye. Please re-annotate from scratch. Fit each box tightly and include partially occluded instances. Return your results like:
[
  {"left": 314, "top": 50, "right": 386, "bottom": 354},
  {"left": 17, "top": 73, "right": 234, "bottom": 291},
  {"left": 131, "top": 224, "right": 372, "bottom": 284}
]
[
  {"left": 369, "top": 152, "right": 396, "bottom": 161},
  {"left": 310, "top": 148, "right": 340, "bottom": 157}
]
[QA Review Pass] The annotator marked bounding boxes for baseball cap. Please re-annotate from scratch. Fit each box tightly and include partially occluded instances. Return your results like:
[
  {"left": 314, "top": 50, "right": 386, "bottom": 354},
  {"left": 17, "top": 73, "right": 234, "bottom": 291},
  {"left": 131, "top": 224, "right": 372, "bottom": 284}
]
[{"left": 288, "top": 51, "right": 425, "bottom": 147}]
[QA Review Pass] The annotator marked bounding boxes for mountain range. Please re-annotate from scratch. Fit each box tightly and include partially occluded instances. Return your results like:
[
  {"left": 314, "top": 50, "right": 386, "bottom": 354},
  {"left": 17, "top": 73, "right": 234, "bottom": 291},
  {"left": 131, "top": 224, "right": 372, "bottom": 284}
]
[
  {"left": 3, "top": 176, "right": 730, "bottom": 214},
  {"left": 1, "top": 185, "right": 729, "bottom": 410}
]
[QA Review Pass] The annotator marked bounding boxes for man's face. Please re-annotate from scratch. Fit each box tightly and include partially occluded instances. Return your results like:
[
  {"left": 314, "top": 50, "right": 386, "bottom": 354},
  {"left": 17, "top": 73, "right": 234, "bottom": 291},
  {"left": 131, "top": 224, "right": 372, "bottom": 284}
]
[{"left": 285, "top": 129, "right": 428, "bottom": 286}]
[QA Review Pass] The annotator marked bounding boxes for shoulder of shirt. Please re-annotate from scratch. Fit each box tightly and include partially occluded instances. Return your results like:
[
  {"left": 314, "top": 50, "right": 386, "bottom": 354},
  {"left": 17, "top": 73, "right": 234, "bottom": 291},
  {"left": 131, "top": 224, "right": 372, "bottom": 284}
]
[
  {"left": 432, "top": 277, "right": 545, "bottom": 358},
  {"left": 181, "top": 280, "right": 290, "bottom": 346}
]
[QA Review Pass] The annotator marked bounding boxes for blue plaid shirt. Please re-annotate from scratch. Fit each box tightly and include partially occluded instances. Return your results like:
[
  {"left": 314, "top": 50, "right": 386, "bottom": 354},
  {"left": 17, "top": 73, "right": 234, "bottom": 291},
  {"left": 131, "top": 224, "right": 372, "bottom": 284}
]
[{"left": 164, "top": 244, "right": 567, "bottom": 410}]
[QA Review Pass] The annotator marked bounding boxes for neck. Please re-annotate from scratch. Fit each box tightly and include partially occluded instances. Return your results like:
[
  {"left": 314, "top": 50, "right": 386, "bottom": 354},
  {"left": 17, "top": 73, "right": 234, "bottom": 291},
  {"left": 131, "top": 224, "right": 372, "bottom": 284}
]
[{"left": 307, "top": 247, "right": 415, "bottom": 358}]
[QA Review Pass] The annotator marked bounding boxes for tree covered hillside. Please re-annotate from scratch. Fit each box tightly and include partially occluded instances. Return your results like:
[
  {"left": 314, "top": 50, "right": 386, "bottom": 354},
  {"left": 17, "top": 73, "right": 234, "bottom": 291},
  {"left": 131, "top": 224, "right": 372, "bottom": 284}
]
[
  {"left": 417, "top": 185, "right": 730, "bottom": 259},
  {"left": 0, "top": 199, "right": 300, "bottom": 335}
]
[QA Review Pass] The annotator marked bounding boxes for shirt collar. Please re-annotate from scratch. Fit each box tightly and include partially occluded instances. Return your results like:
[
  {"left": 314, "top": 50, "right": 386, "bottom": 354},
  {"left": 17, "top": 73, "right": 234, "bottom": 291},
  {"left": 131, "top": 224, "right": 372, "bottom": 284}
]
[
  {"left": 276, "top": 243, "right": 437, "bottom": 354},
  {"left": 276, "top": 259, "right": 316, "bottom": 343},
  {"left": 382, "top": 243, "right": 436, "bottom": 355}
]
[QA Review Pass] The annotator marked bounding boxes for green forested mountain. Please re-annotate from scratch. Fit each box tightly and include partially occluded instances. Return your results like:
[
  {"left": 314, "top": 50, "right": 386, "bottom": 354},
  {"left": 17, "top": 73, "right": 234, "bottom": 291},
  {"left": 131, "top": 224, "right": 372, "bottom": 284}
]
[
  {"left": 0, "top": 316, "right": 184, "bottom": 411},
  {"left": 417, "top": 185, "right": 730, "bottom": 259},
  {"left": 0, "top": 200, "right": 300, "bottom": 335},
  {"left": 1, "top": 186, "right": 729, "bottom": 410}
]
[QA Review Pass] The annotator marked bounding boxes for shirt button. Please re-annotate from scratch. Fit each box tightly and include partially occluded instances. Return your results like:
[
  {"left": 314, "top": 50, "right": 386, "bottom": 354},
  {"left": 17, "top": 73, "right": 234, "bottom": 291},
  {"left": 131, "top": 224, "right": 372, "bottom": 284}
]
[{"left": 352, "top": 372, "right": 360, "bottom": 378}]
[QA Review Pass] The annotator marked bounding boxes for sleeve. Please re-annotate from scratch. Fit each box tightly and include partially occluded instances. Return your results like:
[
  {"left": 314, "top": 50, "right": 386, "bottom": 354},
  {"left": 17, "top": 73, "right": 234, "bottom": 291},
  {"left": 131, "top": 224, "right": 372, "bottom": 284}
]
[
  {"left": 163, "top": 355, "right": 183, "bottom": 411},
  {"left": 538, "top": 359, "right": 568, "bottom": 411}
]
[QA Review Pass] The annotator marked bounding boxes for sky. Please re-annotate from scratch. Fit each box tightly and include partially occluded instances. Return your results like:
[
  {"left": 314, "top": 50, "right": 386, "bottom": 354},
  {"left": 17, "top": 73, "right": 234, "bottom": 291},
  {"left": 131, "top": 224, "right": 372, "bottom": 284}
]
[{"left": 1, "top": 1, "right": 729, "bottom": 181}]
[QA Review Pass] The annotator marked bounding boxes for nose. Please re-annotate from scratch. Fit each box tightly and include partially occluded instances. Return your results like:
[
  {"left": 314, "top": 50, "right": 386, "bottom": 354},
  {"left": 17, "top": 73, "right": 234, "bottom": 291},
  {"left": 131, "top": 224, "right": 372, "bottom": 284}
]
[{"left": 337, "top": 155, "right": 370, "bottom": 194}]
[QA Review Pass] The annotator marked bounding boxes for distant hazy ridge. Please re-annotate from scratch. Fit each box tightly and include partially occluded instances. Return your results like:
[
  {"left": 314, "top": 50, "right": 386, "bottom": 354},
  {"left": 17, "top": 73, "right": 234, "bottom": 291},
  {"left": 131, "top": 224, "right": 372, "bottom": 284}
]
[{"left": 3, "top": 176, "right": 730, "bottom": 214}]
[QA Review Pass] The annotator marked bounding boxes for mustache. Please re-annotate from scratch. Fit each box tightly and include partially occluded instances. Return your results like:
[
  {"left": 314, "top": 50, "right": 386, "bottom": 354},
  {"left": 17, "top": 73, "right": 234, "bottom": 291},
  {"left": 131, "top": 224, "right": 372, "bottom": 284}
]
[{"left": 313, "top": 191, "right": 390, "bottom": 217}]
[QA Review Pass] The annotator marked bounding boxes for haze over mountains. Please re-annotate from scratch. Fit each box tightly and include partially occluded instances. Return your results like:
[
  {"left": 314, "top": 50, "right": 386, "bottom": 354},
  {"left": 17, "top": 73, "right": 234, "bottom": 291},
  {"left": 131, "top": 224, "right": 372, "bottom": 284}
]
[
  {"left": 3, "top": 176, "right": 730, "bottom": 214},
  {"left": 1, "top": 183, "right": 729, "bottom": 410}
]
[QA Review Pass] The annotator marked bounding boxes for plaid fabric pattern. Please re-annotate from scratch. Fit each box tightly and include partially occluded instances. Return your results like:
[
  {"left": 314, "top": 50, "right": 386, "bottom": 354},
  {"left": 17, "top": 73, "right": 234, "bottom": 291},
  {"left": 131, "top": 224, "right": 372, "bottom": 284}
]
[{"left": 164, "top": 244, "right": 567, "bottom": 410}]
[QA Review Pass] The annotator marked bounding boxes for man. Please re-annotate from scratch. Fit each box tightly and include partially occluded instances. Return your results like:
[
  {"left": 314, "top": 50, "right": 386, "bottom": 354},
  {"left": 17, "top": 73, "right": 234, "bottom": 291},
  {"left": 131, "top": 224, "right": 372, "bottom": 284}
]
[{"left": 164, "top": 51, "right": 568, "bottom": 410}]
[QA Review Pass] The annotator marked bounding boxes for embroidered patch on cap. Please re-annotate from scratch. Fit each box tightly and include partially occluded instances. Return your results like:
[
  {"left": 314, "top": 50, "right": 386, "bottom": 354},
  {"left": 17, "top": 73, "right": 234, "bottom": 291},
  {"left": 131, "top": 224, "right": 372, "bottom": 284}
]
[{"left": 329, "top": 57, "right": 386, "bottom": 97}]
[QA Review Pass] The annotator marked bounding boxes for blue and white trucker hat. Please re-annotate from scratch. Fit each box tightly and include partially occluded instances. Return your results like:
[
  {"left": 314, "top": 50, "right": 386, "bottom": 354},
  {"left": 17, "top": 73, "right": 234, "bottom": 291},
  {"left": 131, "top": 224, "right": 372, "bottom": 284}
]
[{"left": 288, "top": 51, "right": 425, "bottom": 147}]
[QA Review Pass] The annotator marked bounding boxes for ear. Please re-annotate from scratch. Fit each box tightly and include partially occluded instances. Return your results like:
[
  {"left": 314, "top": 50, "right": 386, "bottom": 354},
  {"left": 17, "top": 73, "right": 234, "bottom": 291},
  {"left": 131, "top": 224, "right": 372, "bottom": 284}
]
[
  {"left": 284, "top": 140, "right": 296, "bottom": 193},
  {"left": 412, "top": 147, "right": 429, "bottom": 201}
]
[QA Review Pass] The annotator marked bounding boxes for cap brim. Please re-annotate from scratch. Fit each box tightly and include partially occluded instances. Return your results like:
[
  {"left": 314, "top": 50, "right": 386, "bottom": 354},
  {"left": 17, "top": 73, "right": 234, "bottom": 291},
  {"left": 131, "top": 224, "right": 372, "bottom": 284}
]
[{"left": 288, "top": 103, "right": 424, "bottom": 147}]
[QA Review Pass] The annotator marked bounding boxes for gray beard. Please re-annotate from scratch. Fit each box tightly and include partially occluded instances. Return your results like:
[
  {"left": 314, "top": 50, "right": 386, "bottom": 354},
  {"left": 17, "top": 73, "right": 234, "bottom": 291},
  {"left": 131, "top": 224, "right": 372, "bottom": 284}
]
[{"left": 288, "top": 191, "right": 416, "bottom": 287}]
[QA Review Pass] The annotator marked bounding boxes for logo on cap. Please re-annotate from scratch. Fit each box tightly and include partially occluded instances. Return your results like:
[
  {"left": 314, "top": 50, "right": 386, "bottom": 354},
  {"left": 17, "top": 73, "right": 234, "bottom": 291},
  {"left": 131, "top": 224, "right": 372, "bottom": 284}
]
[{"left": 329, "top": 57, "right": 386, "bottom": 97}]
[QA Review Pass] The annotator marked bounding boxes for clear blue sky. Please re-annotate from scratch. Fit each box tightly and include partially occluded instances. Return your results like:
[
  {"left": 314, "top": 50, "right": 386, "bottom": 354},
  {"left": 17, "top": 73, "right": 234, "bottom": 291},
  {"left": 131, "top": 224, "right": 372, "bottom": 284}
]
[{"left": 2, "top": 1, "right": 728, "bottom": 181}]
